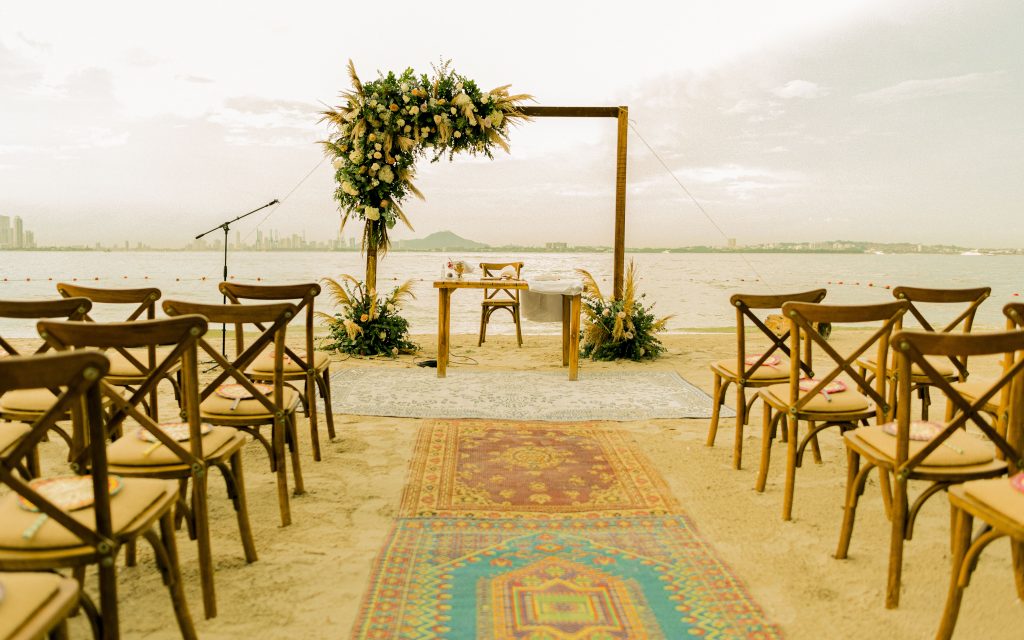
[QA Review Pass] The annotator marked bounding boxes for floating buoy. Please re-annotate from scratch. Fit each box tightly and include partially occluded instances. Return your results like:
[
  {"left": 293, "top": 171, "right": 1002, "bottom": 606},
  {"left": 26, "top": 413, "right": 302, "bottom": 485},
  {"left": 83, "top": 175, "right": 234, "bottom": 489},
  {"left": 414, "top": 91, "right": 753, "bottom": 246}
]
[
  {"left": 175, "top": 278, "right": 180, "bottom": 281},
  {"left": 837, "top": 281, "right": 843, "bottom": 285},
  {"left": 25, "top": 278, "right": 30, "bottom": 281},
  {"left": 200, "top": 276, "right": 206, "bottom": 281},
  {"left": 1013, "top": 293, "right": 1020, "bottom": 297},
  {"left": 256, "top": 277, "right": 262, "bottom": 281},
  {"left": 72, "top": 277, "right": 78, "bottom": 281},
  {"left": 867, "top": 282, "right": 873, "bottom": 287},
  {"left": 884, "top": 285, "right": 891, "bottom": 290}
]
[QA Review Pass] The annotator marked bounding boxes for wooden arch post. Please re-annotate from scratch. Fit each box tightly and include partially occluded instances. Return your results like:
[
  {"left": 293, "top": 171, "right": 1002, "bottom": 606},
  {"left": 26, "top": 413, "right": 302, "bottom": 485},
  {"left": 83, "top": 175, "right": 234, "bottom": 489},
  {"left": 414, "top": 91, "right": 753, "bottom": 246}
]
[{"left": 520, "top": 105, "right": 629, "bottom": 299}]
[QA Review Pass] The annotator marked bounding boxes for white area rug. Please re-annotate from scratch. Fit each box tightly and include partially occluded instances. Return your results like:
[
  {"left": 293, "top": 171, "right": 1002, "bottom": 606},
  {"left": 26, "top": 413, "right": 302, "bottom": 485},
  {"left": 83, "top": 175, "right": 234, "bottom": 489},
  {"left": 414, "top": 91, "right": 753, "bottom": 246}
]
[{"left": 329, "top": 369, "right": 732, "bottom": 421}]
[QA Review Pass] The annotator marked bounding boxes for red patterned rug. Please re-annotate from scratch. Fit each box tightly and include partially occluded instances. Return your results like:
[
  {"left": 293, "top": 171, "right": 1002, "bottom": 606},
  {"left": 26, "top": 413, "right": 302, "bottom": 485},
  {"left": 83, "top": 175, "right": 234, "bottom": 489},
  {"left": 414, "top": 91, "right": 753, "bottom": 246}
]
[{"left": 399, "top": 420, "right": 679, "bottom": 518}]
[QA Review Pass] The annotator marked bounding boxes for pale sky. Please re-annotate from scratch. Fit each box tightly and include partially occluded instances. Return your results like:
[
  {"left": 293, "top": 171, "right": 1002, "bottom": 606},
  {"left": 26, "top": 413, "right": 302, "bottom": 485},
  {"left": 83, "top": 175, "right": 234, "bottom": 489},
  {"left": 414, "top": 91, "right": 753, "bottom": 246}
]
[{"left": 0, "top": 0, "right": 1021, "bottom": 249}]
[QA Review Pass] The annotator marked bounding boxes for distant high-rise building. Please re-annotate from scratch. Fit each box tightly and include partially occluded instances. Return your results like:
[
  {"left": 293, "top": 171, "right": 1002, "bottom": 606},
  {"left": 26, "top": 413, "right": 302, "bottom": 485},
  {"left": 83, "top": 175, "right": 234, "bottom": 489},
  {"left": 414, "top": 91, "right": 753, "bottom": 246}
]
[
  {"left": 13, "top": 216, "right": 24, "bottom": 248},
  {"left": 727, "top": 238, "right": 737, "bottom": 249},
  {"left": 0, "top": 215, "right": 10, "bottom": 248},
  {"left": 24, "top": 230, "right": 34, "bottom": 248}
]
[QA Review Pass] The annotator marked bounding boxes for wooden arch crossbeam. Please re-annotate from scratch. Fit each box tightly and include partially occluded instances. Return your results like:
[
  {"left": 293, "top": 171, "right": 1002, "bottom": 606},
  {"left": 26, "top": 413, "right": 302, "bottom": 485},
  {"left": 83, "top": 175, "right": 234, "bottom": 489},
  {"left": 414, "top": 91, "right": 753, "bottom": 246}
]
[{"left": 519, "top": 106, "right": 628, "bottom": 299}]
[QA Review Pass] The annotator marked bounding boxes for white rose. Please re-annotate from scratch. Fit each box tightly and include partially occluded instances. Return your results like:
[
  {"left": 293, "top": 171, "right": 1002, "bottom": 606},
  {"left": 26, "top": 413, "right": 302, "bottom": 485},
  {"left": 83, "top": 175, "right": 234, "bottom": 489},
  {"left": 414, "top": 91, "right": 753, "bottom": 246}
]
[
  {"left": 370, "top": 162, "right": 380, "bottom": 172},
  {"left": 379, "top": 331, "right": 386, "bottom": 339},
  {"left": 341, "top": 181, "right": 359, "bottom": 196},
  {"left": 374, "top": 143, "right": 382, "bottom": 151},
  {"left": 639, "top": 347, "right": 646, "bottom": 356},
  {"left": 450, "top": 107, "right": 456, "bottom": 114},
  {"left": 348, "top": 150, "right": 364, "bottom": 164},
  {"left": 492, "top": 111, "right": 503, "bottom": 125},
  {"left": 409, "top": 106, "right": 419, "bottom": 114},
  {"left": 453, "top": 131, "right": 462, "bottom": 138},
  {"left": 617, "top": 311, "right": 626, "bottom": 319},
  {"left": 397, "top": 119, "right": 405, "bottom": 126},
  {"left": 400, "top": 83, "right": 409, "bottom": 92},
  {"left": 379, "top": 166, "right": 394, "bottom": 184},
  {"left": 373, "top": 151, "right": 382, "bottom": 159},
  {"left": 391, "top": 347, "right": 399, "bottom": 355},
  {"left": 364, "top": 206, "right": 380, "bottom": 221},
  {"left": 404, "top": 125, "right": 412, "bottom": 133},
  {"left": 602, "top": 309, "right": 611, "bottom": 317},
  {"left": 625, "top": 331, "right": 634, "bottom": 339},
  {"left": 332, "top": 157, "right": 345, "bottom": 169}
]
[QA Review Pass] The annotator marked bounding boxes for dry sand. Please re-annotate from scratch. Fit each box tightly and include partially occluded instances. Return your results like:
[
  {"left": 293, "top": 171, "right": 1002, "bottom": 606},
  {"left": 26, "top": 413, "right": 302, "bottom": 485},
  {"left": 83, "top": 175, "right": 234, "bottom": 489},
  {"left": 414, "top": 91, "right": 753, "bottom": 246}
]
[{"left": 12, "top": 331, "right": 1023, "bottom": 639}]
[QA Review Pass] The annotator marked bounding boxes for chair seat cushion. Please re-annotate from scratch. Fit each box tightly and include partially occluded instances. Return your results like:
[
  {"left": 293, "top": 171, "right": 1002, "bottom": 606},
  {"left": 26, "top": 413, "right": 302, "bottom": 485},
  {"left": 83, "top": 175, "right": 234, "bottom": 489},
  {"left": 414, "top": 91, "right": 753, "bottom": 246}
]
[
  {"left": 199, "top": 386, "right": 299, "bottom": 417},
  {"left": 0, "top": 389, "right": 64, "bottom": 413},
  {"left": 948, "top": 379, "right": 999, "bottom": 412},
  {"left": 107, "top": 426, "right": 239, "bottom": 466},
  {"left": 106, "top": 347, "right": 177, "bottom": 378},
  {"left": 964, "top": 477, "right": 1024, "bottom": 526},
  {"left": 853, "top": 425, "right": 995, "bottom": 467},
  {"left": 712, "top": 358, "right": 789, "bottom": 381},
  {"left": 0, "top": 477, "right": 171, "bottom": 549},
  {"left": 0, "top": 421, "right": 32, "bottom": 455},
  {"left": 0, "top": 572, "right": 70, "bottom": 640},
  {"left": 761, "top": 382, "right": 871, "bottom": 413},
  {"left": 248, "top": 350, "right": 330, "bottom": 374},
  {"left": 860, "top": 355, "right": 958, "bottom": 379}
]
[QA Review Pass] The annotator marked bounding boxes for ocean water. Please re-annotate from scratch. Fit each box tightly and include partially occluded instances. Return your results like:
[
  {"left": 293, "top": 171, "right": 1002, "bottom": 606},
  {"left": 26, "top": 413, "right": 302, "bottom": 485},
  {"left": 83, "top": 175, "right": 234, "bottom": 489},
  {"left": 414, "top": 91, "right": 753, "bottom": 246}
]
[{"left": 1, "top": 250, "right": 1021, "bottom": 338}]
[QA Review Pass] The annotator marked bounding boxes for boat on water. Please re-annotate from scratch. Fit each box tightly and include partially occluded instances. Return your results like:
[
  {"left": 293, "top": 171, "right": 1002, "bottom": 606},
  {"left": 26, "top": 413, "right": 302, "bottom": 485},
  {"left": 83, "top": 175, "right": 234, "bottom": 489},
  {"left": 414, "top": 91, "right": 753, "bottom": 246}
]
[{"left": 961, "top": 250, "right": 984, "bottom": 256}]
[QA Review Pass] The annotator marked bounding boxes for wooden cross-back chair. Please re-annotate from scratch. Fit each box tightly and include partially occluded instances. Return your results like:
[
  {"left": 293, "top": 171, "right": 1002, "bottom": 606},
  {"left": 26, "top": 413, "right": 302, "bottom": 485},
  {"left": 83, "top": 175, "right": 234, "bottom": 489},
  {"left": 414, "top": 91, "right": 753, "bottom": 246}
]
[
  {"left": 38, "top": 316, "right": 258, "bottom": 620},
  {"left": 945, "top": 303, "right": 1024, "bottom": 418},
  {"left": 220, "top": 281, "right": 335, "bottom": 462},
  {"left": 0, "top": 351, "right": 196, "bottom": 640},
  {"left": 0, "top": 298, "right": 93, "bottom": 461},
  {"left": 163, "top": 300, "right": 303, "bottom": 527},
  {"left": 937, "top": 329, "right": 1024, "bottom": 638},
  {"left": 57, "top": 283, "right": 181, "bottom": 420},
  {"left": 835, "top": 329, "right": 1024, "bottom": 610},
  {"left": 0, "top": 572, "right": 81, "bottom": 640},
  {"left": 857, "top": 286, "right": 990, "bottom": 421},
  {"left": 478, "top": 262, "right": 524, "bottom": 347},
  {"left": 755, "top": 300, "right": 909, "bottom": 521},
  {"left": 706, "top": 289, "right": 826, "bottom": 470}
]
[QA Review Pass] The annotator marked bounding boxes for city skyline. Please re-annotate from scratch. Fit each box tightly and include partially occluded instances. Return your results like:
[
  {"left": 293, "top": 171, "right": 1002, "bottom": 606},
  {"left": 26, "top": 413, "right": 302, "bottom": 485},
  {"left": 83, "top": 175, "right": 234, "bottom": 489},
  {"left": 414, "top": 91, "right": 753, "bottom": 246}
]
[{"left": 0, "top": 214, "right": 36, "bottom": 249}]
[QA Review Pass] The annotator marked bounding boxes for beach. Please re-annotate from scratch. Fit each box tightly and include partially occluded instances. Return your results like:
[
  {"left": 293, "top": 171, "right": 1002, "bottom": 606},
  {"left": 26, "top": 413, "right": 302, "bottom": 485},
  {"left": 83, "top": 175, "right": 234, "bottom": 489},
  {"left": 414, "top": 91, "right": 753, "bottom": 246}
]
[{"left": 11, "top": 330, "right": 1017, "bottom": 639}]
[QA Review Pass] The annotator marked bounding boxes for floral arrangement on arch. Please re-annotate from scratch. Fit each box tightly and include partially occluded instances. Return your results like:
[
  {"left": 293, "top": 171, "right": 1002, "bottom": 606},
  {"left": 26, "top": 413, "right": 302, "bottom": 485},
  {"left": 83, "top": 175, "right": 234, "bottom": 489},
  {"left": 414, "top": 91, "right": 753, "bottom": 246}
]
[
  {"left": 317, "top": 276, "right": 418, "bottom": 357},
  {"left": 576, "top": 261, "right": 672, "bottom": 361},
  {"left": 320, "top": 60, "right": 530, "bottom": 252}
]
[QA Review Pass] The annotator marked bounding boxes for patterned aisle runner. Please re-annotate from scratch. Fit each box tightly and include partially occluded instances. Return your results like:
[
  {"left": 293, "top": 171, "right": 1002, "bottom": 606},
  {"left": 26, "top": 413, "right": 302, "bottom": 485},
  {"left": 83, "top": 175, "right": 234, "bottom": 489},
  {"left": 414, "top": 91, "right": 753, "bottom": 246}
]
[{"left": 352, "top": 421, "right": 781, "bottom": 639}]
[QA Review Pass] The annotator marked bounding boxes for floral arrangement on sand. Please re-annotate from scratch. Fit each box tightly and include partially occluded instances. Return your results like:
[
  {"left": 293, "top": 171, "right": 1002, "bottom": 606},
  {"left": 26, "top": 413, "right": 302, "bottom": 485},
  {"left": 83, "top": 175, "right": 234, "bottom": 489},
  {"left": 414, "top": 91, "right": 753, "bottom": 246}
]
[
  {"left": 317, "top": 276, "right": 417, "bottom": 357},
  {"left": 577, "top": 261, "right": 671, "bottom": 361},
  {"left": 320, "top": 60, "right": 530, "bottom": 261}
]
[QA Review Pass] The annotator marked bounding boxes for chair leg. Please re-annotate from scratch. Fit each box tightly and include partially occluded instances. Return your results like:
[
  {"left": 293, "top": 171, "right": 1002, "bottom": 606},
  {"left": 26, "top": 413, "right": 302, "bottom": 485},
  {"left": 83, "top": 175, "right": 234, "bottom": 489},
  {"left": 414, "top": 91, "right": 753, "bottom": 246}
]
[
  {"left": 706, "top": 374, "right": 724, "bottom": 447},
  {"left": 920, "top": 386, "right": 931, "bottom": 421},
  {"left": 478, "top": 306, "right": 488, "bottom": 346},
  {"left": 808, "top": 421, "right": 823, "bottom": 464},
  {"left": 514, "top": 305, "right": 523, "bottom": 347},
  {"left": 835, "top": 447, "right": 863, "bottom": 559},
  {"left": 97, "top": 551, "right": 120, "bottom": 640},
  {"left": 307, "top": 371, "right": 321, "bottom": 462},
  {"left": 886, "top": 476, "right": 909, "bottom": 608},
  {"left": 783, "top": 415, "right": 798, "bottom": 520},
  {"left": 936, "top": 506, "right": 974, "bottom": 640},
  {"left": 272, "top": 416, "right": 291, "bottom": 527},
  {"left": 287, "top": 414, "right": 305, "bottom": 496},
  {"left": 1013, "top": 540, "right": 1024, "bottom": 599},
  {"left": 154, "top": 513, "right": 198, "bottom": 640},
  {"left": 733, "top": 383, "right": 746, "bottom": 470},
  {"left": 191, "top": 473, "right": 217, "bottom": 619},
  {"left": 755, "top": 406, "right": 776, "bottom": 492},
  {"left": 319, "top": 368, "right": 336, "bottom": 440},
  {"left": 229, "top": 450, "right": 258, "bottom": 563}
]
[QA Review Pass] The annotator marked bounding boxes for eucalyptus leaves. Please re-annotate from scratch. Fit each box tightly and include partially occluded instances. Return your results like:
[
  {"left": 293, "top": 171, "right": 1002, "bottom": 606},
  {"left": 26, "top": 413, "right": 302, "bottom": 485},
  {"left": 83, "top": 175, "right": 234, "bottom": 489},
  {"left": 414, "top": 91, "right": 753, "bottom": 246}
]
[{"left": 320, "top": 60, "right": 530, "bottom": 254}]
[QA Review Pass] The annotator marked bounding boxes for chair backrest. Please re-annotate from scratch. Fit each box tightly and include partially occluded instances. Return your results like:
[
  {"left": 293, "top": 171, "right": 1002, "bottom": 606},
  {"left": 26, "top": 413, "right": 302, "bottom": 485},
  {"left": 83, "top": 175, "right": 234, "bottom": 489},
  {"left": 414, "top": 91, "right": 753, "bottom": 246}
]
[
  {"left": 0, "top": 298, "right": 92, "bottom": 356},
  {"left": 891, "top": 286, "right": 991, "bottom": 380},
  {"left": 890, "top": 329, "right": 1024, "bottom": 474},
  {"left": 162, "top": 300, "right": 296, "bottom": 413},
  {"left": 479, "top": 262, "right": 524, "bottom": 303},
  {"left": 220, "top": 282, "right": 320, "bottom": 374},
  {"left": 731, "top": 289, "right": 827, "bottom": 381},
  {"left": 37, "top": 316, "right": 210, "bottom": 470},
  {"left": 56, "top": 283, "right": 162, "bottom": 322},
  {"left": 0, "top": 351, "right": 116, "bottom": 554},
  {"left": 782, "top": 300, "right": 909, "bottom": 419}
]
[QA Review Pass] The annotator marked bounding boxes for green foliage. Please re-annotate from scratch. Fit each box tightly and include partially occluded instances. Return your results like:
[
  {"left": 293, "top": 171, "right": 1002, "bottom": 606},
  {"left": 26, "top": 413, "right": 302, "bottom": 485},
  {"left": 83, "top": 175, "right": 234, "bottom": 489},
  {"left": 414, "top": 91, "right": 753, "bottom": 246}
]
[
  {"left": 320, "top": 60, "right": 529, "bottom": 250},
  {"left": 319, "top": 277, "right": 417, "bottom": 357},
  {"left": 577, "top": 261, "right": 671, "bottom": 362}
]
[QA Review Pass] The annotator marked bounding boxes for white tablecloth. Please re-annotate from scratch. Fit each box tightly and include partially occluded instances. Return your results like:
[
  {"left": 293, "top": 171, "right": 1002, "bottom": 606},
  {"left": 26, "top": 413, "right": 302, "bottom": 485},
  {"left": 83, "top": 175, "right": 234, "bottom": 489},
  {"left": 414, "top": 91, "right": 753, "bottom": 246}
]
[{"left": 521, "top": 278, "right": 584, "bottom": 322}]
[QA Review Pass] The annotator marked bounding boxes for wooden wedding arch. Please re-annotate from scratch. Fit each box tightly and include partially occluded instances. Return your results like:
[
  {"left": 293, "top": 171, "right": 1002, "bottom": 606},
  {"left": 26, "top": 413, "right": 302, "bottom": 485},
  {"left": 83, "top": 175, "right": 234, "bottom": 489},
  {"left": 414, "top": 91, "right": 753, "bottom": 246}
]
[{"left": 519, "top": 105, "right": 629, "bottom": 299}]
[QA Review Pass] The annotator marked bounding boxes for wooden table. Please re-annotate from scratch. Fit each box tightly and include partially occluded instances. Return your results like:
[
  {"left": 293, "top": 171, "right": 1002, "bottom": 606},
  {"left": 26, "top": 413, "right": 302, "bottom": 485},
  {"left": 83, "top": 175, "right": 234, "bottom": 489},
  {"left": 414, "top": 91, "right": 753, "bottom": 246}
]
[{"left": 434, "top": 278, "right": 581, "bottom": 380}]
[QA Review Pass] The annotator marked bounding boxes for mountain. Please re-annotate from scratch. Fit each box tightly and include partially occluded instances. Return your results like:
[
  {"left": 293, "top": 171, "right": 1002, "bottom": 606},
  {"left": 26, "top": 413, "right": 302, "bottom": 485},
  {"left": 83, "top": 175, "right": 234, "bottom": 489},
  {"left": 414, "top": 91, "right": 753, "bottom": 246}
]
[{"left": 397, "top": 230, "right": 488, "bottom": 251}]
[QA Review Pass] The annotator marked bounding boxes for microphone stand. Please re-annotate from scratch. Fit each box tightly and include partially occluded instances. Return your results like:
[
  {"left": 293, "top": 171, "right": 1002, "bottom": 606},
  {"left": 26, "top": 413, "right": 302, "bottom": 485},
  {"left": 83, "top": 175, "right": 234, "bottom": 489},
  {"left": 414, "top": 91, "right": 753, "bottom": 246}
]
[{"left": 194, "top": 199, "right": 279, "bottom": 355}]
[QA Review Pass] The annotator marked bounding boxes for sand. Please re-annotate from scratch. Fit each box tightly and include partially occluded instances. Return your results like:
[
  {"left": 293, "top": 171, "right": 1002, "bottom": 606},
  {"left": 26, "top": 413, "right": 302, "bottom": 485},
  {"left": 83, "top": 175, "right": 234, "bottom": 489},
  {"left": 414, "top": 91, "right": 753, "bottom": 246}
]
[{"left": 10, "top": 331, "right": 1023, "bottom": 639}]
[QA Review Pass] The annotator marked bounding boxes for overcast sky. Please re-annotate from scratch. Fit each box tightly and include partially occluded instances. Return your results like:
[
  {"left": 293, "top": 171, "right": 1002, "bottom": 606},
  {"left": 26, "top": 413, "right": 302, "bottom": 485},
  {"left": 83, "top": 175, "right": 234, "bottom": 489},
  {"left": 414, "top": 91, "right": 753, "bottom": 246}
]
[{"left": 1, "top": 0, "right": 1021, "bottom": 249}]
